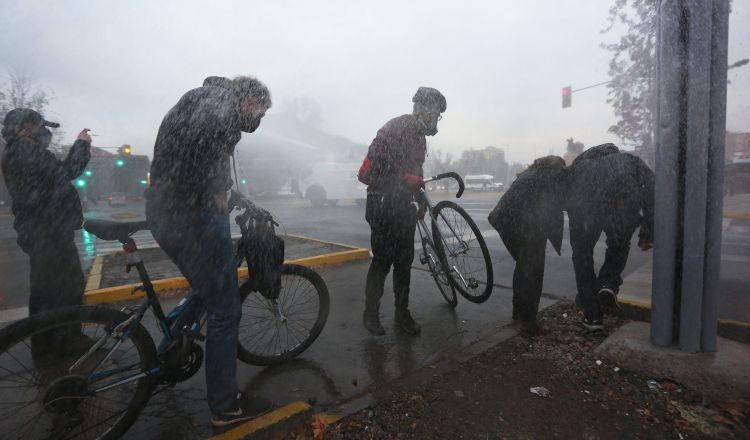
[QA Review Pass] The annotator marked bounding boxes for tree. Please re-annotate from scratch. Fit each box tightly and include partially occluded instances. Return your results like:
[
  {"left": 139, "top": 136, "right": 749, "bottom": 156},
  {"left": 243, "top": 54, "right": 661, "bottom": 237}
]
[
  {"left": 601, "top": 0, "right": 657, "bottom": 164},
  {"left": 0, "top": 71, "right": 52, "bottom": 121},
  {"left": 424, "top": 148, "right": 453, "bottom": 176},
  {"left": 455, "top": 146, "right": 509, "bottom": 185}
]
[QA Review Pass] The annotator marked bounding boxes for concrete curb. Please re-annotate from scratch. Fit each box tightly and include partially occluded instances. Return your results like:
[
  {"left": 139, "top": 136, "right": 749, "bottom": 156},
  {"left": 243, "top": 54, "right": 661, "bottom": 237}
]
[
  {"left": 723, "top": 210, "right": 750, "bottom": 220},
  {"left": 206, "top": 401, "right": 312, "bottom": 440},
  {"left": 619, "top": 298, "right": 750, "bottom": 344},
  {"left": 83, "top": 241, "right": 370, "bottom": 305}
]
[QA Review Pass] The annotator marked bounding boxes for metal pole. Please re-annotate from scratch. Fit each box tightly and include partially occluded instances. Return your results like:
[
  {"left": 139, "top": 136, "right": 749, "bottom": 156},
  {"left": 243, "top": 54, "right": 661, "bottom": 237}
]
[
  {"left": 679, "top": 0, "right": 713, "bottom": 353},
  {"left": 702, "top": 0, "right": 730, "bottom": 352},
  {"left": 651, "top": 0, "right": 683, "bottom": 347}
]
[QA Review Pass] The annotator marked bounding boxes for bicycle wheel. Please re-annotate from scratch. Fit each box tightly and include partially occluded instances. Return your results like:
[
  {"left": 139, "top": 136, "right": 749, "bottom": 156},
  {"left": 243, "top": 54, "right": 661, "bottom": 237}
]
[
  {"left": 420, "top": 237, "right": 457, "bottom": 307},
  {"left": 432, "top": 200, "right": 494, "bottom": 303},
  {"left": 0, "top": 306, "right": 158, "bottom": 440},
  {"left": 238, "top": 264, "right": 330, "bottom": 366}
]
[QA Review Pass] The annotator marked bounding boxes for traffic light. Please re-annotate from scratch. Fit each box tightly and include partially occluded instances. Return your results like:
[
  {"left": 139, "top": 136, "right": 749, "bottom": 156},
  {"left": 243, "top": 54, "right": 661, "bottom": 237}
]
[
  {"left": 241, "top": 179, "right": 247, "bottom": 185},
  {"left": 84, "top": 170, "right": 93, "bottom": 177},
  {"left": 120, "top": 145, "right": 132, "bottom": 155},
  {"left": 115, "top": 159, "right": 125, "bottom": 167},
  {"left": 562, "top": 86, "right": 572, "bottom": 108},
  {"left": 76, "top": 178, "right": 87, "bottom": 187},
  {"left": 139, "top": 180, "right": 148, "bottom": 185}
]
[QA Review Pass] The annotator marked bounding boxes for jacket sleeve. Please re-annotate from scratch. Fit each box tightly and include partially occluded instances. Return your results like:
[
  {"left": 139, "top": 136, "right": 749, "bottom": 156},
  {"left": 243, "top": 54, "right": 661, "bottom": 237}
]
[
  {"left": 60, "top": 139, "right": 91, "bottom": 181},
  {"left": 366, "top": 124, "right": 395, "bottom": 189}
]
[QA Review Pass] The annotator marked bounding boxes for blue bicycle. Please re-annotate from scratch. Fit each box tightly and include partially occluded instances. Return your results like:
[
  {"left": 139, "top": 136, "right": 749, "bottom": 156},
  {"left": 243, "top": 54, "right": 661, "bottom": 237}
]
[{"left": 0, "top": 192, "right": 330, "bottom": 439}]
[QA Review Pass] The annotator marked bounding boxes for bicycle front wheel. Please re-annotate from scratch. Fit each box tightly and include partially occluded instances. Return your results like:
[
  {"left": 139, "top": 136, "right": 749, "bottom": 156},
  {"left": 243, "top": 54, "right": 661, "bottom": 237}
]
[
  {"left": 432, "top": 200, "right": 494, "bottom": 303},
  {"left": 238, "top": 264, "right": 330, "bottom": 366},
  {"left": 0, "top": 306, "right": 158, "bottom": 440},
  {"left": 421, "top": 238, "right": 457, "bottom": 307}
]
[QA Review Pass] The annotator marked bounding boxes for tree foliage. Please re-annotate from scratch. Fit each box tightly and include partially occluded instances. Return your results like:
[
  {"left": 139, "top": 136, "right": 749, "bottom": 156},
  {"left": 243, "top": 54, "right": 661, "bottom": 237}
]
[
  {"left": 601, "top": 0, "right": 657, "bottom": 154},
  {"left": 0, "top": 71, "right": 52, "bottom": 122},
  {"left": 455, "top": 146, "right": 509, "bottom": 184}
]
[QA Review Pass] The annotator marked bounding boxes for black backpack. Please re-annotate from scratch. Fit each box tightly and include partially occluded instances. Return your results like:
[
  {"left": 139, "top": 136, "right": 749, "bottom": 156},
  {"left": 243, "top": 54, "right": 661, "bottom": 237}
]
[{"left": 242, "top": 220, "right": 284, "bottom": 298}]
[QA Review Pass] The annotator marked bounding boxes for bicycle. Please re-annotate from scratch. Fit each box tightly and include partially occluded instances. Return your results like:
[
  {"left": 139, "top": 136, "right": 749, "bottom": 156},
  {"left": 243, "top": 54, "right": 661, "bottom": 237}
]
[
  {"left": 0, "top": 191, "right": 330, "bottom": 440},
  {"left": 416, "top": 172, "right": 494, "bottom": 307}
]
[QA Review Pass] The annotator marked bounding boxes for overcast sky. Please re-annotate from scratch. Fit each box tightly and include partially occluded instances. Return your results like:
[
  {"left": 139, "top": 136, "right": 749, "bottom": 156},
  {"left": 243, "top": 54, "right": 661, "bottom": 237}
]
[{"left": 1, "top": 0, "right": 748, "bottom": 164}]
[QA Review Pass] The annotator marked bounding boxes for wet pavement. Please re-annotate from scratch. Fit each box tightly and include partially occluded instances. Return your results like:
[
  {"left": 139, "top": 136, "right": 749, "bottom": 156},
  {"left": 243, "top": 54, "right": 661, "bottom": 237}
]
[{"left": 105, "top": 258, "right": 553, "bottom": 439}]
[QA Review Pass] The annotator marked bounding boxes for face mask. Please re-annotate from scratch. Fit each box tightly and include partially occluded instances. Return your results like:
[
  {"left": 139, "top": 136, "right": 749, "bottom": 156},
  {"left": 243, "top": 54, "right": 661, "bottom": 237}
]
[
  {"left": 35, "top": 128, "right": 53, "bottom": 148},
  {"left": 240, "top": 115, "right": 262, "bottom": 133},
  {"left": 417, "top": 114, "right": 439, "bottom": 136}
]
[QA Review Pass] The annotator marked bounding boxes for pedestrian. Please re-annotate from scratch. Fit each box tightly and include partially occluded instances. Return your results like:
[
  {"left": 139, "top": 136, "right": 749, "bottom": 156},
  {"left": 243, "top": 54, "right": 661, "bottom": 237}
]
[
  {"left": 566, "top": 143, "right": 654, "bottom": 331},
  {"left": 358, "top": 86, "right": 447, "bottom": 336},
  {"left": 1, "top": 108, "right": 93, "bottom": 353},
  {"left": 145, "top": 75, "right": 273, "bottom": 427},
  {"left": 488, "top": 156, "right": 567, "bottom": 336}
]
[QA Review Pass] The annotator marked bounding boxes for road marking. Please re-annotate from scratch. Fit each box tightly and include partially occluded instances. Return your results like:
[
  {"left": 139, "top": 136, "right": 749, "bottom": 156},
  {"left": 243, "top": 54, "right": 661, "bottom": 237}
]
[
  {"left": 0, "top": 306, "right": 28, "bottom": 324},
  {"left": 85, "top": 256, "right": 104, "bottom": 291},
  {"left": 207, "top": 401, "right": 311, "bottom": 440}
]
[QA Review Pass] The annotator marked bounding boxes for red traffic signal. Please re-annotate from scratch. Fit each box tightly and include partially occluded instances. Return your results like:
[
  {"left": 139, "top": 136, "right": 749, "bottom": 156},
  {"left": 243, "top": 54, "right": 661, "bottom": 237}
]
[{"left": 562, "top": 86, "right": 572, "bottom": 108}]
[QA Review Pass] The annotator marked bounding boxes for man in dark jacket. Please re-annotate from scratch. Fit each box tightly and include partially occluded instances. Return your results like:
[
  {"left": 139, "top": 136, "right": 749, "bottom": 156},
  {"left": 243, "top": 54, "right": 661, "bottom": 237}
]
[
  {"left": 1, "top": 108, "right": 91, "bottom": 315},
  {"left": 567, "top": 144, "right": 654, "bottom": 331},
  {"left": 146, "top": 76, "right": 273, "bottom": 427},
  {"left": 488, "top": 156, "right": 567, "bottom": 336},
  {"left": 1, "top": 108, "right": 92, "bottom": 353},
  {"left": 358, "top": 87, "right": 447, "bottom": 336}
]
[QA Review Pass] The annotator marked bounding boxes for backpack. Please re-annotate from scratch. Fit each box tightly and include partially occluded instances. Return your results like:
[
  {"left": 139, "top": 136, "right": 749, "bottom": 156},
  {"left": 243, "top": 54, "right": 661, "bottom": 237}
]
[{"left": 242, "top": 220, "right": 284, "bottom": 298}]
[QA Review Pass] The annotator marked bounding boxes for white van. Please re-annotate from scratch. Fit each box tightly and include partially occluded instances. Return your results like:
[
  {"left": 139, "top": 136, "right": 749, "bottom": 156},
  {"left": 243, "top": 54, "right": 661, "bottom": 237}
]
[
  {"left": 299, "top": 161, "right": 367, "bottom": 207},
  {"left": 464, "top": 174, "right": 502, "bottom": 192}
]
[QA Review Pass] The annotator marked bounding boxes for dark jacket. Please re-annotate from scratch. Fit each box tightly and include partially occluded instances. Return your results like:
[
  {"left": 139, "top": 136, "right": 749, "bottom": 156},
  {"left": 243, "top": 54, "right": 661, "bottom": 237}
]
[
  {"left": 567, "top": 149, "right": 654, "bottom": 242},
  {"left": 148, "top": 76, "right": 242, "bottom": 212},
  {"left": 365, "top": 114, "right": 426, "bottom": 202},
  {"left": 488, "top": 166, "right": 567, "bottom": 259},
  {"left": 1, "top": 138, "right": 90, "bottom": 246}
]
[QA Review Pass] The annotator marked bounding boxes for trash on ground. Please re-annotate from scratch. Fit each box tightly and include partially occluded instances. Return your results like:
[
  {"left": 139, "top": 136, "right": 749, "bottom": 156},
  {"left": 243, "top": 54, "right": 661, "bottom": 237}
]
[
  {"left": 529, "top": 386, "right": 550, "bottom": 397},
  {"left": 613, "top": 366, "right": 621, "bottom": 373},
  {"left": 647, "top": 380, "right": 661, "bottom": 391},
  {"left": 595, "top": 360, "right": 602, "bottom": 366}
]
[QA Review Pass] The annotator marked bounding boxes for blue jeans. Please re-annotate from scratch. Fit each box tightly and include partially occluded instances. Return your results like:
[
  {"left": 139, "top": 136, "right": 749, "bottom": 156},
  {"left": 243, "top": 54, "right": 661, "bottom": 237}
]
[{"left": 149, "top": 208, "right": 241, "bottom": 414}]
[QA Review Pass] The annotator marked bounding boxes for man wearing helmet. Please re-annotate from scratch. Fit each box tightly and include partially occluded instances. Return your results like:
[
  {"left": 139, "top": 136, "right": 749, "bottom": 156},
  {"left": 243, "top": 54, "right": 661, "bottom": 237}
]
[{"left": 358, "top": 87, "right": 447, "bottom": 336}]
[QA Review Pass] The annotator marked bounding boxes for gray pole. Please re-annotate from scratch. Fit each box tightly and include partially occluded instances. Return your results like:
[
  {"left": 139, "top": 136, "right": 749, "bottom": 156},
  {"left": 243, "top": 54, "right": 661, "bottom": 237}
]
[
  {"left": 678, "top": 0, "right": 713, "bottom": 353},
  {"left": 702, "top": 0, "right": 730, "bottom": 351},
  {"left": 651, "top": 0, "right": 682, "bottom": 347}
]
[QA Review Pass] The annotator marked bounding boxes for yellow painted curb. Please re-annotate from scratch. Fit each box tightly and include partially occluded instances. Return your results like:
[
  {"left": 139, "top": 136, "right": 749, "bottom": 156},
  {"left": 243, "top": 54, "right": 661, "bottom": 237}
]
[
  {"left": 83, "top": 248, "right": 370, "bottom": 305},
  {"left": 618, "top": 298, "right": 750, "bottom": 329},
  {"left": 207, "top": 401, "right": 311, "bottom": 440},
  {"left": 84, "top": 256, "right": 104, "bottom": 292},
  {"left": 618, "top": 298, "right": 652, "bottom": 310},
  {"left": 723, "top": 210, "right": 750, "bottom": 220}
]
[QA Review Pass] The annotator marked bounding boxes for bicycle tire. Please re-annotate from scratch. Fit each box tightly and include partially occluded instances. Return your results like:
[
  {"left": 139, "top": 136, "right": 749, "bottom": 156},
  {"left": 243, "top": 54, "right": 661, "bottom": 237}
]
[
  {"left": 421, "top": 237, "right": 457, "bottom": 307},
  {"left": 432, "top": 200, "right": 494, "bottom": 303},
  {"left": 0, "top": 306, "right": 158, "bottom": 440},
  {"left": 238, "top": 264, "right": 330, "bottom": 366}
]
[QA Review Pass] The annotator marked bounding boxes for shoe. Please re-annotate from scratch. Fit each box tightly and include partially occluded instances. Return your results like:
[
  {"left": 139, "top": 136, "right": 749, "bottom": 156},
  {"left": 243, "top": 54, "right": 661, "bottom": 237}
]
[
  {"left": 597, "top": 288, "right": 621, "bottom": 315},
  {"left": 580, "top": 316, "right": 604, "bottom": 332},
  {"left": 394, "top": 309, "right": 421, "bottom": 335},
  {"left": 211, "top": 393, "right": 274, "bottom": 427},
  {"left": 362, "top": 311, "right": 385, "bottom": 336},
  {"left": 520, "top": 321, "right": 545, "bottom": 337}
]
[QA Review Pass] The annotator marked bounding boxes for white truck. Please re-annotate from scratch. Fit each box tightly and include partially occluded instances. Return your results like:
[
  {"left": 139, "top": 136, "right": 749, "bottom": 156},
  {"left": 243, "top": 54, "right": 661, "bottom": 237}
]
[
  {"left": 464, "top": 174, "right": 503, "bottom": 192},
  {"left": 299, "top": 161, "right": 367, "bottom": 207}
]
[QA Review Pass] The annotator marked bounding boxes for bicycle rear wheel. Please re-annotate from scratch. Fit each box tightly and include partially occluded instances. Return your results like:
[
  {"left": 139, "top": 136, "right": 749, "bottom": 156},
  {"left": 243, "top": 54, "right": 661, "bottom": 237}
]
[
  {"left": 432, "top": 200, "right": 494, "bottom": 303},
  {"left": 0, "top": 306, "right": 158, "bottom": 440},
  {"left": 238, "top": 264, "right": 330, "bottom": 366},
  {"left": 420, "top": 238, "right": 457, "bottom": 307}
]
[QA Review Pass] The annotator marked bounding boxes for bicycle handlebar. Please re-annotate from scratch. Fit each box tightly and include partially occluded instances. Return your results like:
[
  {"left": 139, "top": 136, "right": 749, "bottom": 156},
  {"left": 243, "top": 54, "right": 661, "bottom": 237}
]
[
  {"left": 229, "top": 190, "right": 278, "bottom": 226},
  {"left": 424, "top": 172, "right": 464, "bottom": 198}
]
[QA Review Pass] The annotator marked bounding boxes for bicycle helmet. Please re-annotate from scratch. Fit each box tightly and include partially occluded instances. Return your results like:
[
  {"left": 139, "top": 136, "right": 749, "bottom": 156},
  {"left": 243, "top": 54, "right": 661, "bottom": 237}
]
[{"left": 412, "top": 87, "right": 447, "bottom": 113}]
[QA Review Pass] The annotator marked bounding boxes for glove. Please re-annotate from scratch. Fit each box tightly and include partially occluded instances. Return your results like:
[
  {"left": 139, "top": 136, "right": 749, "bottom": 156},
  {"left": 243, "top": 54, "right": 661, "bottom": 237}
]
[{"left": 403, "top": 173, "right": 425, "bottom": 189}]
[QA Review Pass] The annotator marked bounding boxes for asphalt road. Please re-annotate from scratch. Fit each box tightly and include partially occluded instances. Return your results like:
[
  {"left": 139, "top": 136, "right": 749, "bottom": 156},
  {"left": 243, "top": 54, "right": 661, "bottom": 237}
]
[{"left": 1, "top": 191, "right": 747, "bottom": 321}]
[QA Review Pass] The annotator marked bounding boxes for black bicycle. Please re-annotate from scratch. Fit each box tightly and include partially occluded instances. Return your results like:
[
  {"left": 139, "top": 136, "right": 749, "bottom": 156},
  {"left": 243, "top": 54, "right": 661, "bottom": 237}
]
[
  {"left": 417, "top": 172, "right": 494, "bottom": 307},
  {"left": 0, "top": 191, "right": 329, "bottom": 439}
]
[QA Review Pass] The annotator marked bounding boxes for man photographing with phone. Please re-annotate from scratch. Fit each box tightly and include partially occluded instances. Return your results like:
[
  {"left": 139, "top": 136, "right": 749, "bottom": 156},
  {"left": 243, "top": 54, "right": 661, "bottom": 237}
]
[{"left": 1, "top": 108, "right": 93, "bottom": 354}]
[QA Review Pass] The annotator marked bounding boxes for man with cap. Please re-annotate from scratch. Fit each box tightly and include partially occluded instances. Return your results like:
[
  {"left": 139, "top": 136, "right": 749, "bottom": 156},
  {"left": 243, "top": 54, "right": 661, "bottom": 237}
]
[
  {"left": 1, "top": 108, "right": 92, "bottom": 347},
  {"left": 358, "top": 87, "right": 447, "bottom": 336}
]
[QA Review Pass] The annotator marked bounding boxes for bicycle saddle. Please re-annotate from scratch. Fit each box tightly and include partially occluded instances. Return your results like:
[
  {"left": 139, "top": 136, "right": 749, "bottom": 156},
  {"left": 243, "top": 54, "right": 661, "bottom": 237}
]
[{"left": 84, "top": 219, "right": 150, "bottom": 243}]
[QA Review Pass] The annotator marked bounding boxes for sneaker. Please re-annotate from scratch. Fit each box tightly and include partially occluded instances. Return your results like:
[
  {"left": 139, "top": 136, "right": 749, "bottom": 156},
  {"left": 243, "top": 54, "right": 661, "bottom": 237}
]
[
  {"left": 580, "top": 316, "right": 604, "bottom": 332},
  {"left": 394, "top": 309, "right": 421, "bottom": 335},
  {"left": 597, "top": 288, "right": 621, "bottom": 315},
  {"left": 211, "top": 393, "right": 274, "bottom": 427},
  {"left": 363, "top": 311, "right": 386, "bottom": 336}
]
